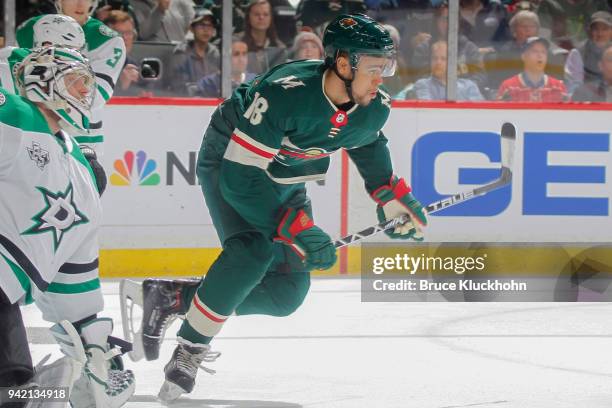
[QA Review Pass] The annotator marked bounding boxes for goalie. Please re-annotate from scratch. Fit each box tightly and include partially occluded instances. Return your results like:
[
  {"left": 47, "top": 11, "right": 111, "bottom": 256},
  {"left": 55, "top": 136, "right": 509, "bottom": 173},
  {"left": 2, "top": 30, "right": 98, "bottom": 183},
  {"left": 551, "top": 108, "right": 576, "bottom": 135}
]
[{"left": 0, "top": 47, "right": 133, "bottom": 407}]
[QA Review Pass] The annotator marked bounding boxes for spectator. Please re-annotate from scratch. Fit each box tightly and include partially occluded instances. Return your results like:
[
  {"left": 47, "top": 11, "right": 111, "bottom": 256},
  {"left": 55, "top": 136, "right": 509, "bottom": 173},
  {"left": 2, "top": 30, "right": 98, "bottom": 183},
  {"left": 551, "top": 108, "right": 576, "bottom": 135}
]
[
  {"left": 486, "top": 10, "right": 567, "bottom": 90},
  {"left": 413, "top": 5, "right": 486, "bottom": 90},
  {"left": 290, "top": 31, "right": 324, "bottom": 60},
  {"left": 130, "top": 0, "right": 195, "bottom": 42},
  {"left": 497, "top": 36, "right": 568, "bottom": 102},
  {"left": 169, "top": 8, "right": 221, "bottom": 95},
  {"left": 537, "top": 0, "right": 608, "bottom": 48},
  {"left": 240, "top": 0, "right": 288, "bottom": 74},
  {"left": 565, "top": 11, "right": 612, "bottom": 94},
  {"left": 104, "top": 10, "right": 152, "bottom": 96},
  {"left": 459, "top": 0, "right": 511, "bottom": 47},
  {"left": 572, "top": 43, "right": 612, "bottom": 101},
  {"left": 414, "top": 40, "right": 485, "bottom": 101},
  {"left": 196, "top": 38, "right": 257, "bottom": 97}
]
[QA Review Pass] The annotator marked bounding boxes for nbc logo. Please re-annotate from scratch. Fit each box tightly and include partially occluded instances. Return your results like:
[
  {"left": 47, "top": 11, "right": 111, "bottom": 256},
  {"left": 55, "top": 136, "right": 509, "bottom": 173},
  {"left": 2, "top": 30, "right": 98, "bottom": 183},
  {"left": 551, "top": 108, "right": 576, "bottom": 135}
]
[{"left": 110, "top": 150, "right": 161, "bottom": 186}]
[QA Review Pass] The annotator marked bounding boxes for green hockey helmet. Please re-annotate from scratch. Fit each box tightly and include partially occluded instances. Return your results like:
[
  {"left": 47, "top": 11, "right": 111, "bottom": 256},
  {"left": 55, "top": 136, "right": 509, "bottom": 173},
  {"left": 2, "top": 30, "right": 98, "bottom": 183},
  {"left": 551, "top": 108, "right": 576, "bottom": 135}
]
[{"left": 323, "top": 14, "right": 396, "bottom": 77}]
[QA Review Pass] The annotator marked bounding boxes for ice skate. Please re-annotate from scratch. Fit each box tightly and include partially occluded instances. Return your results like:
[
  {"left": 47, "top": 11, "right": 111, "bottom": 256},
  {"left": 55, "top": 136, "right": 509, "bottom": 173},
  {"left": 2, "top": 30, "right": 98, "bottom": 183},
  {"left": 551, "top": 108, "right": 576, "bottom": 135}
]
[
  {"left": 120, "top": 278, "right": 200, "bottom": 361},
  {"left": 158, "top": 338, "right": 220, "bottom": 402}
]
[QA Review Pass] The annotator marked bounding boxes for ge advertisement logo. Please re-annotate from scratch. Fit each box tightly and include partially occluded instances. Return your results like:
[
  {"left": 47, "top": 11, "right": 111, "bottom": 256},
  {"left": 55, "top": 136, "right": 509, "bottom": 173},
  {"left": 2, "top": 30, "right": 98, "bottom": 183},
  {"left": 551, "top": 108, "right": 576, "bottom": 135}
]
[{"left": 412, "top": 131, "right": 609, "bottom": 217}]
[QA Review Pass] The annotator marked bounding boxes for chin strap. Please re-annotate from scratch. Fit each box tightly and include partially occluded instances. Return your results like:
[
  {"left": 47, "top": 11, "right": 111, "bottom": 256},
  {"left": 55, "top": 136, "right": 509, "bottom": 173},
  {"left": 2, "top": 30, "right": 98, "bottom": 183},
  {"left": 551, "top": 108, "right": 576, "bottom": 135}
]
[{"left": 332, "top": 62, "right": 356, "bottom": 104}]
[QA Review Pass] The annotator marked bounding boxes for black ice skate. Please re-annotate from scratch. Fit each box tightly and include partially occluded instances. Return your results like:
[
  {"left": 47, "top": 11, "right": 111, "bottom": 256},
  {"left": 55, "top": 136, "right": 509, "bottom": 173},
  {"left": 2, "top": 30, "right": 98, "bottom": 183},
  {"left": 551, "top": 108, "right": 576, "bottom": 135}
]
[
  {"left": 120, "top": 278, "right": 200, "bottom": 361},
  {"left": 158, "top": 338, "right": 221, "bottom": 402}
]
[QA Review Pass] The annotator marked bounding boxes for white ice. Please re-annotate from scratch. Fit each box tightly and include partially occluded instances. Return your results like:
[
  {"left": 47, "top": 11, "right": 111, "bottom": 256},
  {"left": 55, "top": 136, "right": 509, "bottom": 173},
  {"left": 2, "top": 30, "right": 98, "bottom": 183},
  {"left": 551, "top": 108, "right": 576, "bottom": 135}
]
[{"left": 23, "top": 279, "right": 612, "bottom": 408}]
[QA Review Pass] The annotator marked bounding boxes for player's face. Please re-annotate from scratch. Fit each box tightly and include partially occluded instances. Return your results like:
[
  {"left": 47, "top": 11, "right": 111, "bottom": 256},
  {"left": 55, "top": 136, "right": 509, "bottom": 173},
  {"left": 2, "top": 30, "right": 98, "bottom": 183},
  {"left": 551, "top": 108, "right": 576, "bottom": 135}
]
[
  {"left": 59, "top": 0, "right": 92, "bottom": 25},
  {"left": 64, "top": 71, "right": 94, "bottom": 105},
  {"left": 351, "top": 55, "right": 387, "bottom": 106},
  {"left": 521, "top": 43, "right": 548, "bottom": 73}
]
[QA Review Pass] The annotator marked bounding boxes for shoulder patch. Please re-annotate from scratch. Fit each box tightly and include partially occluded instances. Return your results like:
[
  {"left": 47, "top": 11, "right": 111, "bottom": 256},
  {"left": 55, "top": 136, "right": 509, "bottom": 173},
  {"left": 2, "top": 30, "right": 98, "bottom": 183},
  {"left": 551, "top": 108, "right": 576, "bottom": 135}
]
[
  {"left": 0, "top": 93, "right": 6, "bottom": 106},
  {"left": 272, "top": 75, "right": 305, "bottom": 90},
  {"left": 99, "top": 24, "right": 118, "bottom": 38}
]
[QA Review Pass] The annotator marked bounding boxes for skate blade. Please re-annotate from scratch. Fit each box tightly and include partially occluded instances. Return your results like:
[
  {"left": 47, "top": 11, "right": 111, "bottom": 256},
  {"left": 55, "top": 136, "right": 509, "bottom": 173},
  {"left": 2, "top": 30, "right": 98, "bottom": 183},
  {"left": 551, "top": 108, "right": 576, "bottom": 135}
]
[
  {"left": 158, "top": 380, "right": 187, "bottom": 402},
  {"left": 119, "top": 279, "right": 145, "bottom": 362}
]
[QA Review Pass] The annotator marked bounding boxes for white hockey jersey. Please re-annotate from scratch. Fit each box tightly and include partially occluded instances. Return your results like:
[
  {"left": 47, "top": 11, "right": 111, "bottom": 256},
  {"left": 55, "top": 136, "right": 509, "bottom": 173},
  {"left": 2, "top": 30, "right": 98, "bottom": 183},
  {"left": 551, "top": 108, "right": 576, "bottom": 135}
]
[
  {"left": 0, "top": 89, "right": 103, "bottom": 322},
  {"left": 17, "top": 16, "right": 126, "bottom": 155}
]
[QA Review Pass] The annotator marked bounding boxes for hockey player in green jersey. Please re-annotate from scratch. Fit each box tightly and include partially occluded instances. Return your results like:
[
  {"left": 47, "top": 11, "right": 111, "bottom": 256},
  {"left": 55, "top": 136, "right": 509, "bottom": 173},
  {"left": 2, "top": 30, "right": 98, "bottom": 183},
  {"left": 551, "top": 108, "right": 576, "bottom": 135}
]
[
  {"left": 121, "top": 13, "right": 428, "bottom": 401},
  {"left": 17, "top": 0, "right": 126, "bottom": 152},
  {"left": 0, "top": 46, "right": 134, "bottom": 408}
]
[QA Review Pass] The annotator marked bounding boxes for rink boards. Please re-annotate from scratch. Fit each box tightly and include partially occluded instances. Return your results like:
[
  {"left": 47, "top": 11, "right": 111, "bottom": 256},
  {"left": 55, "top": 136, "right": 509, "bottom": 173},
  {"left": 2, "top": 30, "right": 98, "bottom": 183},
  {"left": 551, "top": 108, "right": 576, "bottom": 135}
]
[{"left": 98, "top": 99, "right": 612, "bottom": 276}]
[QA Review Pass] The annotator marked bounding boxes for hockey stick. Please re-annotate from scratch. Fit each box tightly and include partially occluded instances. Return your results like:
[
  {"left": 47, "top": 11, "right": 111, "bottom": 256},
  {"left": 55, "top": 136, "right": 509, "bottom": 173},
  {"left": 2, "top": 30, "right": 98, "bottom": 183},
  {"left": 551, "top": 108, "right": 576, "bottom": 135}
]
[{"left": 333, "top": 122, "right": 516, "bottom": 248}]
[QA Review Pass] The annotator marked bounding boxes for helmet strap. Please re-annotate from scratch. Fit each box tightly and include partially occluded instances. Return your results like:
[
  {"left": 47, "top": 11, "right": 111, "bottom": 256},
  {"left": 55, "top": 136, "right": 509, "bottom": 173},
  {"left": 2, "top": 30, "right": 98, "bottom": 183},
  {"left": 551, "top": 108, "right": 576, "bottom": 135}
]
[{"left": 332, "top": 51, "right": 357, "bottom": 104}]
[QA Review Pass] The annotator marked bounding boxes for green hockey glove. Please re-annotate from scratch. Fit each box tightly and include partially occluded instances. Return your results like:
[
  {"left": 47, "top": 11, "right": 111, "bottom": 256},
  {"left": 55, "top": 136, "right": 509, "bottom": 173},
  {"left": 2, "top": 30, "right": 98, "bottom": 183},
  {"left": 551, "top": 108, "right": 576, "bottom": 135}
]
[
  {"left": 371, "top": 176, "right": 428, "bottom": 241},
  {"left": 275, "top": 208, "right": 337, "bottom": 270}
]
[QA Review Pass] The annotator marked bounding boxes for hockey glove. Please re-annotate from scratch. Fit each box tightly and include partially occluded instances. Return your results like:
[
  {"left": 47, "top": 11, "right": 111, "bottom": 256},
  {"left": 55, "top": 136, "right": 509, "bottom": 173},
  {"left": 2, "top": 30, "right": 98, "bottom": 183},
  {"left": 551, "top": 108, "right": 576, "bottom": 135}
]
[
  {"left": 371, "top": 176, "right": 428, "bottom": 241},
  {"left": 275, "top": 208, "right": 337, "bottom": 270},
  {"left": 80, "top": 146, "right": 107, "bottom": 196}
]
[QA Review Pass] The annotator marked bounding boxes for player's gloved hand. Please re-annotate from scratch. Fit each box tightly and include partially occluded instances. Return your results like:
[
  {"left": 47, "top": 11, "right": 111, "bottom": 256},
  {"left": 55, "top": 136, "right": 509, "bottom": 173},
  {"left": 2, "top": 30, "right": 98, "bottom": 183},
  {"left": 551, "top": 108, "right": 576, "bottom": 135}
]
[
  {"left": 371, "top": 176, "right": 428, "bottom": 241},
  {"left": 274, "top": 208, "right": 337, "bottom": 270},
  {"left": 80, "top": 146, "right": 107, "bottom": 196}
]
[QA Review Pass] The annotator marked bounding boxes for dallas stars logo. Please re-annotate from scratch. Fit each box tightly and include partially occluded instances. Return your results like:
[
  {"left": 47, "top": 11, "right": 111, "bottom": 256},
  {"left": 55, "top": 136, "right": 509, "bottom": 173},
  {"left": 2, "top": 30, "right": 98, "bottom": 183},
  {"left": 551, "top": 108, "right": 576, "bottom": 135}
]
[{"left": 22, "top": 183, "right": 89, "bottom": 251}]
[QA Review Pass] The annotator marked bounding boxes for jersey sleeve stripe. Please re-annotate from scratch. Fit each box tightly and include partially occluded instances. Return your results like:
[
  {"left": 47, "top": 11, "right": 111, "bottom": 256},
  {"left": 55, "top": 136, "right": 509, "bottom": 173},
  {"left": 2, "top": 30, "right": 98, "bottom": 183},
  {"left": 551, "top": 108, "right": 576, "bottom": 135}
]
[
  {"left": 0, "top": 234, "right": 48, "bottom": 291},
  {"left": 233, "top": 129, "right": 278, "bottom": 156},
  {"left": 224, "top": 130, "right": 279, "bottom": 169},
  {"left": 58, "top": 259, "right": 99, "bottom": 274},
  {"left": 95, "top": 72, "right": 116, "bottom": 91}
]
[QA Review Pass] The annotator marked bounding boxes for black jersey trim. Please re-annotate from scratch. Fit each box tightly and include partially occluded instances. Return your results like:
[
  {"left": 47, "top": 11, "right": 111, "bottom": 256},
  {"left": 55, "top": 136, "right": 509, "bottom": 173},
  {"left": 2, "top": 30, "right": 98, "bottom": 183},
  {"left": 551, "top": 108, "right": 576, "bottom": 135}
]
[
  {"left": 58, "top": 259, "right": 99, "bottom": 274},
  {"left": 0, "top": 234, "right": 49, "bottom": 291},
  {"left": 95, "top": 72, "right": 116, "bottom": 90}
]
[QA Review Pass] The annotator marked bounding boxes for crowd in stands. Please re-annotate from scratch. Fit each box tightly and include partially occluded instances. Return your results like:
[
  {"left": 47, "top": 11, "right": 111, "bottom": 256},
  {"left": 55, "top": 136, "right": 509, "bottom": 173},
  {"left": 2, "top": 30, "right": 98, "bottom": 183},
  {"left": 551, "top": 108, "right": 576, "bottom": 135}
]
[{"left": 4, "top": 0, "right": 612, "bottom": 102}]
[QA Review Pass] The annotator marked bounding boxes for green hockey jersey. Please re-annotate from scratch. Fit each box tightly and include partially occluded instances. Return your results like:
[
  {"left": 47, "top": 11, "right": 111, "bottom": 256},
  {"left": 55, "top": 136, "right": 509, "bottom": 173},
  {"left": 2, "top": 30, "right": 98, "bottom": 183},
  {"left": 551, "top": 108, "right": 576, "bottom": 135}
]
[
  {"left": 0, "top": 47, "right": 30, "bottom": 94},
  {"left": 205, "top": 60, "right": 396, "bottom": 236}
]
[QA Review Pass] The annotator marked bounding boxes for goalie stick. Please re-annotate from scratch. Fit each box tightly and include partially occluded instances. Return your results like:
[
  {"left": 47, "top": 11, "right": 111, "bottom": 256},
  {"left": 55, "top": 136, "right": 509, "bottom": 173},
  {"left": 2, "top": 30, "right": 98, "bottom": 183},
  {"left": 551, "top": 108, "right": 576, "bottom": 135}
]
[{"left": 333, "top": 122, "right": 516, "bottom": 248}]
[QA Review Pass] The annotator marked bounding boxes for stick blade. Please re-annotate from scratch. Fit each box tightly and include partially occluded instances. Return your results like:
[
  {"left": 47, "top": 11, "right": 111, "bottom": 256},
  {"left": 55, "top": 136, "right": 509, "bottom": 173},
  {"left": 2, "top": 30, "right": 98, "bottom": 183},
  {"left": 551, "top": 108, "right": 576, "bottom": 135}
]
[
  {"left": 500, "top": 122, "right": 516, "bottom": 169},
  {"left": 501, "top": 122, "right": 516, "bottom": 140}
]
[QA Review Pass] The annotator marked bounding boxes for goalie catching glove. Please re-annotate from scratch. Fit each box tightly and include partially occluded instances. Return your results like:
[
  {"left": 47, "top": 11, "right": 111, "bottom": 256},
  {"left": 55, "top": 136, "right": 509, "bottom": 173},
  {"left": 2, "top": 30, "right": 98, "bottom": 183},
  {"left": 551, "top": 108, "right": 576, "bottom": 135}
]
[
  {"left": 275, "top": 208, "right": 337, "bottom": 270},
  {"left": 371, "top": 176, "right": 428, "bottom": 241}
]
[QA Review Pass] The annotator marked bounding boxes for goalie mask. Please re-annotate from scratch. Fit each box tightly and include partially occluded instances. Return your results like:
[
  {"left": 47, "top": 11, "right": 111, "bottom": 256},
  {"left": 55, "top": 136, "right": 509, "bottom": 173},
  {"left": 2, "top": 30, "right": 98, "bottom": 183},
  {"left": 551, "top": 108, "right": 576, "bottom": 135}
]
[
  {"left": 33, "top": 14, "right": 86, "bottom": 50},
  {"left": 17, "top": 46, "right": 95, "bottom": 134}
]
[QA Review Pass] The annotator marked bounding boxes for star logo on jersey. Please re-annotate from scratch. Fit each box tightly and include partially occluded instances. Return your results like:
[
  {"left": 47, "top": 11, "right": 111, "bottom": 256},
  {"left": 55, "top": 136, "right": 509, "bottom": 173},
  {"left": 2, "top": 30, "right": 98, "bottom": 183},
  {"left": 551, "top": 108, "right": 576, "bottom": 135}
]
[
  {"left": 26, "top": 142, "right": 50, "bottom": 170},
  {"left": 22, "top": 183, "right": 89, "bottom": 252},
  {"left": 339, "top": 18, "right": 358, "bottom": 29}
]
